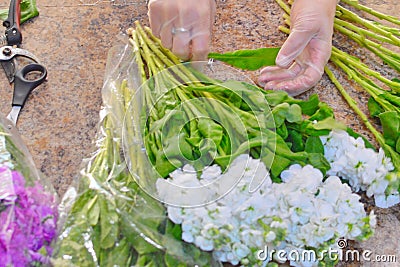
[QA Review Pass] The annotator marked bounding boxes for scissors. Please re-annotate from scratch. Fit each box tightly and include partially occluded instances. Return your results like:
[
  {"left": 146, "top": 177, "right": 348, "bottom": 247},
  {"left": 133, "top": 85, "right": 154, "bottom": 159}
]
[{"left": 0, "top": 0, "right": 47, "bottom": 126}]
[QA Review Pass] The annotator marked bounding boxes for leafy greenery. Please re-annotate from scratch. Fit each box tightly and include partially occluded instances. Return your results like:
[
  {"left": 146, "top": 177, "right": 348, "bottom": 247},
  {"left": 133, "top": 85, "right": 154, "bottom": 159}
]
[
  {"left": 209, "top": 0, "right": 400, "bottom": 175},
  {"left": 284, "top": 0, "right": 400, "bottom": 172},
  {"left": 0, "top": 0, "right": 39, "bottom": 24},
  {"left": 53, "top": 20, "right": 352, "bottom": 266},
  {"left": 130, "top": 22, "right": 347, "bottom": 183},
  {"left": 208, "top": 47, "right": 280, "bottom": 70}
]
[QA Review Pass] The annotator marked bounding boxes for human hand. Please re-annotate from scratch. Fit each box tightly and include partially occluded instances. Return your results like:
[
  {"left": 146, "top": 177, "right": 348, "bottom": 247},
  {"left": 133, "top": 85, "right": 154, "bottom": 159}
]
[
  {"left": 258, "top": 0, "right": 337, "bottom": 96},
  {"left": 148, "top": 0, "right": 216, "bottom": 61}
]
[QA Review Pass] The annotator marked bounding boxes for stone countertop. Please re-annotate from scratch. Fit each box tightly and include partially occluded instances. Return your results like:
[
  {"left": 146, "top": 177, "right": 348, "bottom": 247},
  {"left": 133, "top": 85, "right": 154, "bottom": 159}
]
[{"left": 0, "top": 0, "right": 398, "bottom": 266}]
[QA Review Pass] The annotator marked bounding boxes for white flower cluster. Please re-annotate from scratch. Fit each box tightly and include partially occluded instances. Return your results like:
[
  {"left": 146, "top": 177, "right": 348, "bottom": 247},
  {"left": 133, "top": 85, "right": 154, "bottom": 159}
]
[
  {"left": 321, "top": 129, "right": 400, "bottom": 208},
  {"left": 156, "top": 155, "right": 376, "bottom": 266}
]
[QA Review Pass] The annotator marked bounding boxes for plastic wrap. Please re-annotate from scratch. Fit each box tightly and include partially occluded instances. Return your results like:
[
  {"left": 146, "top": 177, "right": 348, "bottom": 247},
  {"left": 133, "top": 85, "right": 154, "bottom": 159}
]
[
  {"left": 0, "top": 115, "right": 58, "bottom": 266},
  {"left": 52, "top": 22, "right": 382, "bottom": 267},
  {"left": 52, "top": 42, "right": 220, "bottom": 266}
]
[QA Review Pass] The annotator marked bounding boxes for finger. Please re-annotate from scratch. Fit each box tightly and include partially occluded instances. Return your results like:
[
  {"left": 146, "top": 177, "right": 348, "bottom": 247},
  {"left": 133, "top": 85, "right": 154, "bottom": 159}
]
[
  {"left": 264, "top": 62, "right": 323, "bottom": 96},
  {"left": 259, "top": 66, "right": 282, "bottom": 72},
  {"left": 191, "top": 21, "right": 211, "bottom": 61},
  {"left": 276, "top": 30, "right": 314, "bottom": 68},
  {"left": 160, "top": 22, "right": 174, "bottom": 50},
  {"left": 148, "top": 0, "right": 164, "bottom": 36},
  {"left": 172, "top": 2, "right": 199, "bottom": 61},
  {"left": 191, "top": 36, "right": 209, "bottom": 61},
  {"left": 258, "top": 63, "right": 302, "bottom": 87},
  {"left": 172, "top": 31, "right": 191, "bottom": 61}
]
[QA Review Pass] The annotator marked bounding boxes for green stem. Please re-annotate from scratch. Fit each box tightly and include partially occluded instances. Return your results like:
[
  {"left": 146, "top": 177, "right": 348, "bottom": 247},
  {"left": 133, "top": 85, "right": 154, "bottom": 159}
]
[
  {"left": 324, "top": 66, "right": 386, "bottom": 147},
  {"left": 379, "top": 24, "right": 400, "bottom": 37},
  {"left": 278, "top": 25, "right": 290, "bottom": 35},
  {"left": 333, "top": 22, "right": 399, "bottom": 59},
  {"left": 275, "top": 0, "right": 291, "bottom": 16},
  {"left": 142, "top": 25, "right": 205, "bottom": 87},
  {"left": 129, "top": 32, "right": 147, "bottom": 84},
  {"left": 330, "top": 56, "right": 400, "bottom": 114},
  {"left": 334, "top": 17, "right": 400, "bottom": 46},
  {"left": 331, "top": 47, "right": 400, "bottom": 92},
  {"left": 333, "top": 23, "right": 400, "bottom": 72},
  {"left": 336, "top": 4, "right": 400, "bottom": 45},
  {"left": 340, "top": 0, "right": 400, "bottom": 26},
  {"left": 135, "top": 23, "right": 194, "bottom": 84}
]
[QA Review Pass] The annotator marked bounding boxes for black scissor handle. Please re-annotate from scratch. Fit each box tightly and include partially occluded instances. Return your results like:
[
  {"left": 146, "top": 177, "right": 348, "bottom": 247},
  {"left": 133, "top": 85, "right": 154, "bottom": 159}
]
[{"left": 12, "top": 63, "right": 47, "bottom": 107}]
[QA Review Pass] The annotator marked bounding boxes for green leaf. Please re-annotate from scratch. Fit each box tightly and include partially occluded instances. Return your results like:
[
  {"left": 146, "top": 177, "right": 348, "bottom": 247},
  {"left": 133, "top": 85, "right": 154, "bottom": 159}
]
[
  {"left": 197, "top": 117, "right": 223, "bottom": 147},
  {"left": 165, "top": 220, "right": 183, "bottom": 240},
  {"left": 264, "top": 90, "right": 290, "bottom": 106},
  {"left": 286, "top": 104, "right": 303, "bottom": 123},
  {"left": 379, "top": 111, "right": 400, "bottom": 148},
  {"left": 287, "top": 94, "right": 320, "bottom": 116},
  {"left": 367, "top": 96, "right": 384, "bottom": 117},
  {"left": 308, "top": 103, "right": 335, "bottom": 121},
  {"left": 310, "top": 117, "right": 347, "bottom": 131},
  {"left": 276, "top": 123, "right": 288, "bottom": 140},
  {"left": 208, "top": 47, "right": 281, "bottom": 71},
  {"left": 98, "top": 195, "right": 119, "bottom": 250},
  {"left": 272, "top": 103, "right": 290, "bottom": 127},
  {"left": 99, "top": 238, "right": 134, "bottom": 267},
  {"left": 305, "top": 136, "right": 325, "bottom": 154},
  {"left": 287, "top": 130, "right": 304, "bottom": 152},
  {"left": 264, "top": 153, "right": 291, "bottom": 178},
  {"left": 0, "top": 0, "right": 39, "bottom": 24},
  {"left": 87, "top": 195, "right": 100, "bottom": 226},
  {"left": 165, "top": 253, "right": 187, "bottom": 267},
  {"left": 307, "top": 153, "right": 330, "bottom": 176}
]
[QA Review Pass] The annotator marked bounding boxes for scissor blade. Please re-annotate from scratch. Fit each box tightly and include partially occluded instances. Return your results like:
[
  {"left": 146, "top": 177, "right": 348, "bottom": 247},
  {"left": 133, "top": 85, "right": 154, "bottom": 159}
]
[
  {"left": 6, "top": 106, "right": 21, "bottom": 125},
  {"left": 0, "top": 60, "right": 16, "bottom": 82}
]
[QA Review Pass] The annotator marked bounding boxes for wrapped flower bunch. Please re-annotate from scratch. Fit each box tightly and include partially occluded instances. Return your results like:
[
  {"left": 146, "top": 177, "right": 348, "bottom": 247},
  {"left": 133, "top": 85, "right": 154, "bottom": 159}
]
[
  {"left": 0, "top": 116, "right": 58, "bottom": 266},
  {"left": 53, "top": 21, "right": 398, "bottom": 267}
]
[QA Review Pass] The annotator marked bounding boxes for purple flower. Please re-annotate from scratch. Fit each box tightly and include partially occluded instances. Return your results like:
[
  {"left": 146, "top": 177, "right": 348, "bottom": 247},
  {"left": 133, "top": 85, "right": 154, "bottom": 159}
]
[{"left": 0, "top": 166, "right": 58, "bottom": 266}]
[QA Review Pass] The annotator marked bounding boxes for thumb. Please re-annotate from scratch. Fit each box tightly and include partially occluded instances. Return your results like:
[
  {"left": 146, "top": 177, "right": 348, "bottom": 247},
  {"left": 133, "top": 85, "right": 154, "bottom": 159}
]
[{"left": 276, "top": 29, "right": 314, "bottom": 68}]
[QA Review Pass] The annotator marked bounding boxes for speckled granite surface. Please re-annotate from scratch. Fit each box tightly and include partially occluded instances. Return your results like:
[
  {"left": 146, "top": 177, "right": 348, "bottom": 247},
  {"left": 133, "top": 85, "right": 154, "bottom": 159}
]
[{"left": 0, "top": 0, "right": 398, "bottom": 265}]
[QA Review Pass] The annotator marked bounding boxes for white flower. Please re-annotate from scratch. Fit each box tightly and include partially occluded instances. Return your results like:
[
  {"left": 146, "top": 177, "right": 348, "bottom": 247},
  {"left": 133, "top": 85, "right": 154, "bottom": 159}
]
[
  {"left": 280, "top": 164, "right": 322, "bottom": 194},
  {"left": 232, "top": 242, "right": 250, "bottom": 260},
  {"left": 265, "top": 231, "right": 277, "bottom": 243},
  {"left": 194, "top": 235, "right": 214, "bottom": 251},
  {"left": 374, "top": 193, "right": 400, "bottom": 208},
  {"left": 160, "top": 154, "right": 375, "bottom": 266},
  {"left": 200, "top": 164, "right": 221, "bottom": 181},
  {"left": 321, "top": 129, "right": 398, "bottom": 208},
  {"left": 166, "top": 206, "right": 183, "bottom": 224}
]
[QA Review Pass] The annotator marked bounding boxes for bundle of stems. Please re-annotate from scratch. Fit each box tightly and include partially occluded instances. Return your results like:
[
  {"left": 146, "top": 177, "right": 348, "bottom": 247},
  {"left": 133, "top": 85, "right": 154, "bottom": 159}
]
[
  {"left": 127, "top": 21, "right": 329, "bottom": 180},
  {"left": 275, "top": 0, "right": 400, "bottom": 172}
]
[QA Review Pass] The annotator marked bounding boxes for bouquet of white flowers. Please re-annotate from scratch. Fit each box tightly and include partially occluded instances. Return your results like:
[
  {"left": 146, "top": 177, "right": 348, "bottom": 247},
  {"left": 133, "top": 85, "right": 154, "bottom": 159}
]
[{"left": 52, "top": 22, "right": 398, "bottom": 267}]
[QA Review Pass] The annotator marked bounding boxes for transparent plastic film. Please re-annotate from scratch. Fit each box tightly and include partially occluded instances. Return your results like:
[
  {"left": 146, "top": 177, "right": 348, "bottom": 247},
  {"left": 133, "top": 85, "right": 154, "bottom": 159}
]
[
  {"left": 51, "top": 40, "right": 219, "bottom": 266},
  {"left": 51, "top": 21, "right": 279, "bottom": 265},
  {"left": 0, "top": 114, "right": 58, "bottom": 266},
  {"left": 51, "top": 21, "right": 380, "bottom": 267}
]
